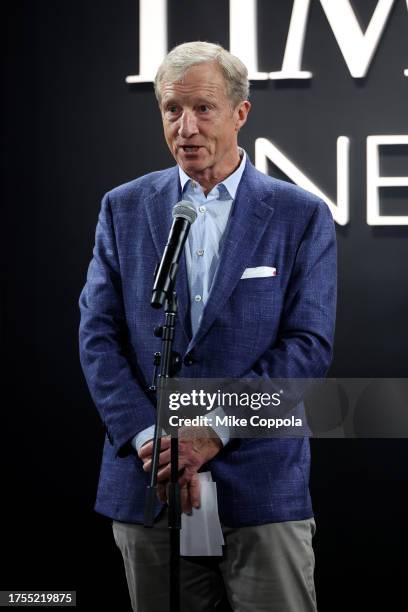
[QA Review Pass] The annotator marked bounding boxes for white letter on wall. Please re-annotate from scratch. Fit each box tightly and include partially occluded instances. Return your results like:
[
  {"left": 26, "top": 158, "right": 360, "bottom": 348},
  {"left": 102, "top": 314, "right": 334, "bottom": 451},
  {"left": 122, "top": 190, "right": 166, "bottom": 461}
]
[
  {"left": 229, "top": 0, "right": 268, "bottom": 80},
  {"left": 270, "top": 0, "right": 395, "bottom": 80},
  {"left": 269, "top": 0, "right": 313, "bottom": 80},
  {"left": 367, "top": 136, "right": 408, "bottom": 225},
  {"left": 405, "top": 0, "right": 408, "bottom": 76},
  {"left": 126, "top": 0, "right": 167, "bottom": 84},
  {"left": 255, "top": 137, "right": 350, "bottom": 226},
  {"left": 318, "top": 0, "right": 395, "bottom": 78}
]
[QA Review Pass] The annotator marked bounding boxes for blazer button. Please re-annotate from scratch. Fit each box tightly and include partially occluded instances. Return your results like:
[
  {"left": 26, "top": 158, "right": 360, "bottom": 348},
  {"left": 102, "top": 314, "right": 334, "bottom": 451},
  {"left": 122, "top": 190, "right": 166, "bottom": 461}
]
[{"left": 184, "top": 353, "right": 195, "bottom": 366}]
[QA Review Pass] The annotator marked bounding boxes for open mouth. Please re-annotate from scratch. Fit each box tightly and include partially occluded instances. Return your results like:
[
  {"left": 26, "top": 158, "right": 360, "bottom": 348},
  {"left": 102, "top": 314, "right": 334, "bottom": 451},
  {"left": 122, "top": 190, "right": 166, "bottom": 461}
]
[{"left": 180, "top": 145, "right": 201, "bottom": 153}]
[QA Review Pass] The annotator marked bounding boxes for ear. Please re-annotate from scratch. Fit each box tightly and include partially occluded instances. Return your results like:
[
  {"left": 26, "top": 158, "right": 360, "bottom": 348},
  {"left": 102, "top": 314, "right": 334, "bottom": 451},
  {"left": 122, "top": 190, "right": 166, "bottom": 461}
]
[{"left": 234, "top": 100, "right": 251, "bottom": 132}]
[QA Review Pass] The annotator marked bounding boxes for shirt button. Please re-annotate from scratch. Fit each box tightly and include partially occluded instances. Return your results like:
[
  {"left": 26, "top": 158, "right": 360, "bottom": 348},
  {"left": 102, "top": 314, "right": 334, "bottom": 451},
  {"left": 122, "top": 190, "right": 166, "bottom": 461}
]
[
  {"left": 199, "top": 205, "right": 206, "bottom": 213},
  {"left": 196, "top": 249, "right": 204, "bottom": 256},
  {"left": 194, "top": 295, "right": 202, "bottom": 302}
]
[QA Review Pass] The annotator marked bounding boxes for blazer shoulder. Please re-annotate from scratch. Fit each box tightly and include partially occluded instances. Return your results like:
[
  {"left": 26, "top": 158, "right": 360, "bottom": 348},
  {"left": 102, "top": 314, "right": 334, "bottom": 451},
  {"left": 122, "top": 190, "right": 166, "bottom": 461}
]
[
  {"left": 103, "top": 166, "right": 177, "bottom": 209},
  {"left": 250, "top": 165, "right": 331, "bottom": 222}
]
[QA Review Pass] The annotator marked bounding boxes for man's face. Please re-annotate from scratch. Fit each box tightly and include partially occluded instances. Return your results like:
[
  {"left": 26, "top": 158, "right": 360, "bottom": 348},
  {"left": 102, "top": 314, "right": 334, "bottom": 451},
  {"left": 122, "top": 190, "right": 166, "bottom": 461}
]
[{"left": 160, "top": 62, "right": 250, "bottom": 183}]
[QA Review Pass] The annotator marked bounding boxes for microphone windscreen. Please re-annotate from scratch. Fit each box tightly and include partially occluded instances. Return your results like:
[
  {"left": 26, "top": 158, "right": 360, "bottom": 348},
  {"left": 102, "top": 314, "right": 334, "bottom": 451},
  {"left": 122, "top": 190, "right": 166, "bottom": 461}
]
[{"left": 172, "top": 201, "right": 197, "bottom": 225}]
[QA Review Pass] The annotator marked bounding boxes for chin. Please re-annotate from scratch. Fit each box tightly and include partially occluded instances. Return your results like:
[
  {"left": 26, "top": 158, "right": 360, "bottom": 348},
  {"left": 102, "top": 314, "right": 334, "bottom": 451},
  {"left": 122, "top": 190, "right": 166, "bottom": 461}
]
[{"left": 180, "top": 160, "right": 206, "bottom": 174}]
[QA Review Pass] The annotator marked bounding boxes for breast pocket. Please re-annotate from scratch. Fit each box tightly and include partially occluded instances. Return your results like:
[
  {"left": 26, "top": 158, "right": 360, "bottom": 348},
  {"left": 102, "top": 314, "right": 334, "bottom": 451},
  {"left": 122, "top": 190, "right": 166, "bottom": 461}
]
[{"left": 231, "top": 277, "right": 277, "bottom": 324}]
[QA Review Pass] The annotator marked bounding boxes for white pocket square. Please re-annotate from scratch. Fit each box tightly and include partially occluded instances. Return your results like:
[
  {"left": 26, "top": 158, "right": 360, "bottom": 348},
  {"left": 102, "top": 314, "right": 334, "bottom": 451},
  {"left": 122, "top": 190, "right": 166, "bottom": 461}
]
[{"left": 241, "top": 266, "right": 277, "bottom": 279}]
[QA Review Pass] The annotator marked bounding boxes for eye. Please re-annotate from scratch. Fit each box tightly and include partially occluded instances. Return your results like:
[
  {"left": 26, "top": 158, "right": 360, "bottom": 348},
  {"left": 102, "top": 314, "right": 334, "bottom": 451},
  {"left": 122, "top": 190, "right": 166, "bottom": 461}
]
[
  {"left": 198, "top": 104, "right": 210, "bottom": 113},
  {"left": 164, "top": 105, "right": 182, "bottom": 121}
]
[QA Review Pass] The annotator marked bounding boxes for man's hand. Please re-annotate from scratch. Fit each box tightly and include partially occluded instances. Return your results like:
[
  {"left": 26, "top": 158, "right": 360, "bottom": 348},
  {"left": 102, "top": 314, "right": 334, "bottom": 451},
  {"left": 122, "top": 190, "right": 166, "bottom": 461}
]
[{"left": 138, "top": 427, "right": 222, "bottom": 513}]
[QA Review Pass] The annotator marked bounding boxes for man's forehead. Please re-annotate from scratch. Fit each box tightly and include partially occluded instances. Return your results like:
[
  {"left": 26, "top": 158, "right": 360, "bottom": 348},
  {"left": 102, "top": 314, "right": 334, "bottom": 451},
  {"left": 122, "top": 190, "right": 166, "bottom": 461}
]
[
  {"left": 161, "top": 81, "right": 222, "bottom": 100},
  {"left": 160, "top": 63, "right": 227, "bottom": 100}
]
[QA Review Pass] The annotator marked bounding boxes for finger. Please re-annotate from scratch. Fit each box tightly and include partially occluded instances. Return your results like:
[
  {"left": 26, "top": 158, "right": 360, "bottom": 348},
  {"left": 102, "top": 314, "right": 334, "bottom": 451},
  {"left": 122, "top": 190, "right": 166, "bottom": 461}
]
[
  {"left": 180, "top": 484, "right": 192, "bottom": 515},
  {"left": 142, "top": 449, "right": 171, "bottom": 473},
  {"left": 156, "top": 483, "right": 168, "bottom": 504},
  {"left": 138, "top": 435, "right": 171, "bottom": 460},
  {"left": 188, "top": 472, "right": 201, "bottom": 509},
  {"left": 156, "top": 463, "right": 171, "bottom": 482},
  {"left": 138, "top": 440, "right": 153, "bottom": 460},
  {"left": 158, "top": 448, "right": 171, "bottom": 466},
  {"left": 178, "top": 465, "right": 197, "bottom": 489},
  {"left": 141, "top": 439, "right": 173, "bottom": 470}
]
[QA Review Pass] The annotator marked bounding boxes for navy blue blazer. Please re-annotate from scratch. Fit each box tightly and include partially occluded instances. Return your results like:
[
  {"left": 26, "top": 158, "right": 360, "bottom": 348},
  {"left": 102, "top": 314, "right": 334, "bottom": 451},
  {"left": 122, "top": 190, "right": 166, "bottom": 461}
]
[{"left": 78, "top": 157, "right": 337, "bottom": 527}]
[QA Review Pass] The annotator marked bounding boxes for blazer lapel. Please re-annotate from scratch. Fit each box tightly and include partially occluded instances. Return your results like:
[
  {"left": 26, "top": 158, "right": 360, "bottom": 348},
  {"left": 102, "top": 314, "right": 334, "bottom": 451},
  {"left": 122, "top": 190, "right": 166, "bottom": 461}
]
[
  {"left": 187, "top": 161, "right": 275, "bottom": 351},
  {"left": 143, "top": 167, "right": 192, "bottom": 343}
]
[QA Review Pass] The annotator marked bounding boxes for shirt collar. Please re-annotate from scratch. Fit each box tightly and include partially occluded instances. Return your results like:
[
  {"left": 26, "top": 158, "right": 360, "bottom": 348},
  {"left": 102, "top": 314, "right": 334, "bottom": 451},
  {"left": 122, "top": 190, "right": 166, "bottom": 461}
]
[{"left": 178, "top": 148, "right": 247, "bottom": 199}]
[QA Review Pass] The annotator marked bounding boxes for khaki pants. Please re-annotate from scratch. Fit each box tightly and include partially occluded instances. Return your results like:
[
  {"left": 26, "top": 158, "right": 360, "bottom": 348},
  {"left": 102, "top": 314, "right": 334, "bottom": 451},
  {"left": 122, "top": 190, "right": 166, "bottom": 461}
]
[{"left": 112, "top": 509, "right": 317, "bottom": 612}]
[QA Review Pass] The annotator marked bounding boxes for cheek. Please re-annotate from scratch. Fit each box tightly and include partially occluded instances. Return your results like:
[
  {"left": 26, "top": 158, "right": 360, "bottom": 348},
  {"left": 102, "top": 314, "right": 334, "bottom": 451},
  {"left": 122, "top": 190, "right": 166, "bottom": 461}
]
[
  {"left": 164, "top": 130, "right": 177, "bottom": 148},
  {"left": 213, "top": 121, "right": 233, "bottom": 144}
]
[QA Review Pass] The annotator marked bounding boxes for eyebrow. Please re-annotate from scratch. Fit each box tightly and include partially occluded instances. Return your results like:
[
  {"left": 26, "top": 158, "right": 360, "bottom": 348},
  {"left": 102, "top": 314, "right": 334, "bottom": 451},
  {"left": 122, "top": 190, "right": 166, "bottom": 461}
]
[{"left": 163, "top": 95, "right": 217, "bottom": 107}]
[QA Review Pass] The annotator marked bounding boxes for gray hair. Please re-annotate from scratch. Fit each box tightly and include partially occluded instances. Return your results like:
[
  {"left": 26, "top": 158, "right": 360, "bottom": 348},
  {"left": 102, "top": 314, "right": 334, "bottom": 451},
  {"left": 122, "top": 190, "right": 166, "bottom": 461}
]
[{"left": 154, "top": 41, "right": 250, "bottom": 108}]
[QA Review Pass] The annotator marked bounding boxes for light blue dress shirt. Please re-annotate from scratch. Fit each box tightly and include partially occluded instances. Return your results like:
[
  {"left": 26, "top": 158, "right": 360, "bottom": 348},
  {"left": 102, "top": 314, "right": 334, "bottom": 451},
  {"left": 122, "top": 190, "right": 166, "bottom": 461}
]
[{"left": 132, "top": 150, "right": 247, "bottom": 452}]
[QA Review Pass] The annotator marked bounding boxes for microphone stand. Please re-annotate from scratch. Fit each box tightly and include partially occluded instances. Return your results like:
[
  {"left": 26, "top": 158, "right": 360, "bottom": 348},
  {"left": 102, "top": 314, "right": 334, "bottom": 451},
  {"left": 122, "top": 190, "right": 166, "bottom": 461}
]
[{"left": 144, "top": 289, "right": 182, "bottom": 612}]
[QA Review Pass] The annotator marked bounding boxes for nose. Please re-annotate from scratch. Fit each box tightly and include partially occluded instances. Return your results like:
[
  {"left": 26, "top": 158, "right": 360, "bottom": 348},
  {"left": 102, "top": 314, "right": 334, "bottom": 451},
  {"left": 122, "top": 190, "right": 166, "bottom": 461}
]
[{"left": 178, "top": 110, "right": 199, "bottom": 138}]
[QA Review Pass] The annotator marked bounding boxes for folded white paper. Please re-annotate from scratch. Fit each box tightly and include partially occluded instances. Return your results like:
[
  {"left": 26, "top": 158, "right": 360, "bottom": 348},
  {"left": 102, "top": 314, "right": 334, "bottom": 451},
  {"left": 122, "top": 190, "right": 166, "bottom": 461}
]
[
  {"left": 180, "top": 472, "right": 225, "bottom": 556},
  {"left": 241, "top": 266, "right": 276, "bottom": 279}
]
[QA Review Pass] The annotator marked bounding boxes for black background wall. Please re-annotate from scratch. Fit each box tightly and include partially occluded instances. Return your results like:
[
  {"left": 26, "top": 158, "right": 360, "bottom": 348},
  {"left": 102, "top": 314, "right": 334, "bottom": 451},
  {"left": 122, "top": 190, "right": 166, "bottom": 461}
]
[{"left": 3, "top": 1, "right": 408, "bottom": 610}]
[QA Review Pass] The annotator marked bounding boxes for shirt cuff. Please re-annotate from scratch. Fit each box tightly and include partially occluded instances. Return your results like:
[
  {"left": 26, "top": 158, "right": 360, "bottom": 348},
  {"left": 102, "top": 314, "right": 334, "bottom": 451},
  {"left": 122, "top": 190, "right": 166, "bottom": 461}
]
[
  {"left": 209, "top": 407, "right": 230, "bottom": 446},
  {"left": 132, "top": 425, "right": 165, "bottom": 453}
]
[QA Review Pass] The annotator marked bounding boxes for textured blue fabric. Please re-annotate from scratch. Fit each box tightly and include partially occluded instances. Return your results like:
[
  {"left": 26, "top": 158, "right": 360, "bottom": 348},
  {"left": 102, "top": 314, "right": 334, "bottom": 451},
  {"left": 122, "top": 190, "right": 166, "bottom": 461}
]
[{"left": 78, "top": 157, "right": 337, "bottom": 527}]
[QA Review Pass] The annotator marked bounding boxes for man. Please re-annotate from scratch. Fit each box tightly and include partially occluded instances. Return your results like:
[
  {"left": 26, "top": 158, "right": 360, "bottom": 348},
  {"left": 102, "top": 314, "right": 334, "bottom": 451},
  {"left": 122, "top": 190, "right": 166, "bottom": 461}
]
[{"left": 79, "top": 41, "right": 336, "bottom": 611}]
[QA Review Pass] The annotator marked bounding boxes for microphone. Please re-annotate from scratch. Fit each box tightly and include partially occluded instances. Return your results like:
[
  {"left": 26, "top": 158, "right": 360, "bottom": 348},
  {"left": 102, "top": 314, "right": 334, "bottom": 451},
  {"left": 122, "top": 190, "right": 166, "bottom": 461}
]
[{"left": 151, "top": 201, "right": 197, "bottom": 308}]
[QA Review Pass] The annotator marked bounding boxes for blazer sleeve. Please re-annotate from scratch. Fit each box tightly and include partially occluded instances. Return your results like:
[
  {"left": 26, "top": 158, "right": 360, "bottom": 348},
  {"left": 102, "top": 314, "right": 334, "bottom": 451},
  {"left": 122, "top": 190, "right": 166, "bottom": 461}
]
[
  {"left": 78, "top": 193, "right": 156, "bottom": 458},
  {"left": 246, "top": 199, "right": 337, "bottom": 384}
]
